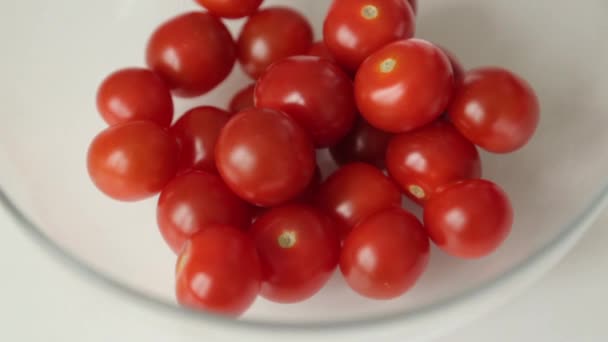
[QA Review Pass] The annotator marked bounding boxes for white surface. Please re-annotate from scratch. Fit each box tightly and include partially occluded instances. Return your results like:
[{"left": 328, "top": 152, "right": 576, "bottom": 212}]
[{"left": 0, "top": 206, "right": 606, "bottom": 341}]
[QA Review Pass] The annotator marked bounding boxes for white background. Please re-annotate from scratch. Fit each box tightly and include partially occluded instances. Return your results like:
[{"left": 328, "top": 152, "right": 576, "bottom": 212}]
[{"left": 0, "top": 206, "right": 606, "bottom": 341}]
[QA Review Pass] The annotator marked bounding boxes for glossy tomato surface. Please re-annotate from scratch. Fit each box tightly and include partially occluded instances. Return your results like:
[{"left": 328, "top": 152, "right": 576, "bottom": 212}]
[
  {"left": 176, "top": 225, "right": 261, "bottom": 316},
  {"left": 386, "top": 121, "right": 481, "bottom": 205},
  {"left": 237, "top": 7, "right": 313, "bottom": 79},
  {"left": 250, "top": 204, "right": 340, "bottom": 303},
  {"left": 330, "top": 116, "right": 393, "bottom": 168},
  {"left": 157, "top": 170, "right": 253, "bottom": 253},
  {"left": 448, "top": 67, "right": 540, "bottom": 153},
  {"left": 215, "top": 108, "right": 316, "bottom": 206},
  {"left": 170, "top": 106, "right": 230, "bottom": 173},
  {"left": 193, "top": 0, "right": 263, "bottom": 18},
  {"left": 228, "top": 83, "right": 255, "bottom": 113},
  {"left": 423, "top": 179, "right": 513, "bottom": 259},
  {"left": 355, "top": 39, "right": 454, "bottom": 133},
  {"left": 96, "top": 68, "right": 173, "bottom": 127},
  {"left": 323, "top": 0, "right": 415, "bottom": 72},
  {"left": 340, "top": 207, "right": 430, "bottom": 299},
  {"left": 146, "top": 12, "right": 236, "bottom": 97},
  {"left": 255, "top": 56, "right": 357, "bottom": 147},
  {"left": 87, "top": 121, "right": 179, "bottom": 201},
  {"left": 315, "top": 163, "right": 402, "bottom": 239}
]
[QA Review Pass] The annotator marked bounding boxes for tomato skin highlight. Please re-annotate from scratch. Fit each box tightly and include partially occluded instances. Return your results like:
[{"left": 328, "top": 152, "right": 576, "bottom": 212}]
[
  {"left": 340, "top": 207, "right": 430, "bottom": 300},
  {"left": 423, "top": 179, "right": 513, "bottom": 259}
]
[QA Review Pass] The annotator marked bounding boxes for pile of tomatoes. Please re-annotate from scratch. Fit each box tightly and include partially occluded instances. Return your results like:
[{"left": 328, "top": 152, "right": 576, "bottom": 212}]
[{"left": 87, "top": 0, "right": 540, "bottom": 317}]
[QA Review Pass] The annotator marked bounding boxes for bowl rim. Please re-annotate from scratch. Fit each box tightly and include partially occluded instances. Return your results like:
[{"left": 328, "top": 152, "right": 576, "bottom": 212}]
[{"left": 1, "top": 186, "right": 606, "bottom": 332}]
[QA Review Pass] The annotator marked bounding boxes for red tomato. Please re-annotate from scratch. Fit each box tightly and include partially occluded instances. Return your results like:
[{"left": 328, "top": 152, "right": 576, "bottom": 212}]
[
  {"left": 291, "top": 165, "right": 322, "bottom": 204},
  {"left": 323, "top": 0, "right": 415, "bottom": 72},
  {"left": 176, "top": 225, "right": 261, "bottom": 316},
  {"left": 308, "top": 41, "right": 336, "bottom": 63},
  {"left": 423, "top": 179, "right": 513, "bottom": 259},
  {"left": 215, "top": 108, "right": 316, "bottom": 207},
  {"left": 87, "top": 121, "right": 179, "bottom": 201},
  {"left": 228, "top": 83, "right": 255, "bottom": 113},
  {"left": 157, "top": 170, "right": 254, "bottom": 253},
  {"left": 340, "top": 207, "right": 430, "bottom": 299},
  {"left": 315, "top": 163, "right": 402, "bottom": 239},
  {"left": 96, "top": 68, "right": 173, "bottom": 127},
  {"left": 170, "top": 106, "right": 230, "bottom": 173},
  {"left": 330, "top": 117, "right": 393, "bottom": 169},
  {"left": 250, "top": 204, "right": 340, "bottom": 303},
  {"left": 237, "top": 7, "right": 313, "bottom": 79},
  {"left": 386, "top": 121, "right": 481, "bottom": 205},
  {"left": 193, "top": 0, "right": 263, "bottom": 18},
  {"left": 255, "top": 56, "right": 357, "bottom": 147},
  {"left": 355, "top": 39, "right": 454, "bottom": 133},
  {"left": 448, "top": 67, "right": 540, "bottom": 153},
  {"left": 438, "top": 46, "right": 465, "bottom": 85},
  {"left": 146, "top": 12, "right": 236, "bottom": 97}
]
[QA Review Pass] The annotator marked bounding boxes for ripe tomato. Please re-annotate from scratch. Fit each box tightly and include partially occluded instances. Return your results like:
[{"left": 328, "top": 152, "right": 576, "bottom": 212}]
[
  {"left": 157, "top": 170, "right": 254, "bottom": 253},
  {"left": 170, "top": 106, "right": 230, "bottom": 173},
  {"left": 330, "top": 117, "right": 393, "bottom": 169},
  {"left": 228, "top": 83, "right": 255, "bottom": 113},
  {"left": 423, "top": 179, "right": 513, "bottom": 259},
  {"left": 87, "top": 121, "right": 179, "bottom": 201},
  {"left": 448, "top": 67, "right": 540, "bottom": 153},
  {"left": 146, "top": 12, "right": 236, "bottom": 97},
  {"left": 315, "top": 163, "right": 402, "bottom": 239},
  {"left": 340, "top": 207, "right": 430, "bottom": 299},
  {"left": 193, "top": 0, "right": 263, "bottom": 19},
  {"left": 323, "top": 0, "right": 415, "bottom": 72},
  {"left": 386, "top": 121, "right": 481, "bottom": 205},
  {"left": 215, "top": 108, "right": 316, "bottom": 207},
  {"left": 237, "top": 7, "right": 313, "bottom": 79},
  {"left": 308, "top": 41, "right": 336, "bottom": 63},
  {"left": 255, "top": 56, "right": 357, "bottom": 147},
  {"left": 96, "top": 68, "right": 173, "bottom": 127},
  {"left": 355, "top": 39, "right": 454, "bottom": 133},
  {"left": 250, "top": 204, "right": 340, "bottom": 303},
  {"left": 176, "top": 225, "right": 261, "bottom": 316}
]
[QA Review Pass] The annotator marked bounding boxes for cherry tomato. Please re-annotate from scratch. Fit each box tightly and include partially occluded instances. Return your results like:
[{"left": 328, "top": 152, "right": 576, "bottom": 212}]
[
  {"left": 170, "top": 106, "right": 230, "bottom": 173},
  {"left": 228, "top": 83, "right": 255, "bottom": 113},
  {"left": 330, "top": 117, "right": 392, "bottom": 169},
  {"left": 237, "top": 7, "right": 313, "bottom": 79},
  {"left": 439, "top": 46, "right": 465, "bottom": 86},
  {"left": 255, "top": 56, "right": 357, "bottom": 147},
  {"left": 340, "top": 207, "right": 429, "bottom": 299},
  {"left": 315, "top": 163, "right": 402, "bottom": 239},
  {"left": 87, "top": 121, "right": 179, "bottom": 201},
  {"left": 146, "top": 12, "right": 236, "bottom": 97},
  {"left": 386, "top": 121, "right": 481, "bottom": 205},
  {"left": 157, "top": 170, "right": 254, "bottom": 253},
  {"left": 423, "top": 179, "right": 513, "bottom": 259},
  {"left": 448, "top": 67, "right": 540, "bottom": 153},
  {"left": 215, "top": 108, "right": 316, "bottom": 207},
  {"left": 176, "top": 225, "right": 261, "bottom": 316},
  {"left": 355, "top": 39, "right": 454, "bottom": 133},
  {"left": 308, "top": 41, "right": 336, "bottom": 63},
  {"left": 96, "top": 68, "right": 173, "bottom": 127},
  {"left": 323, "top": 0, "right": 415, "bottom": 72},
  {"left": 193, "top": 0, "right": 263, "bottom": 19},
  {"left": 250, "top": 204, "right": 340, "bottom": 303}
]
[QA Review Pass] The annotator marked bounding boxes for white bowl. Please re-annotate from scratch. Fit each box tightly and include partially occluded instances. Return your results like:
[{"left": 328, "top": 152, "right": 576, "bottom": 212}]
[{"left": 1, "top": 0, "right": 607, "bottom": 341}]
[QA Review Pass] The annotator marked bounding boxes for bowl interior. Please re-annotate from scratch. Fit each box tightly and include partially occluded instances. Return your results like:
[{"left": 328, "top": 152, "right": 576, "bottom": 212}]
[{"left": 1, "top": 0, "right": 607, "bottom": 324}]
